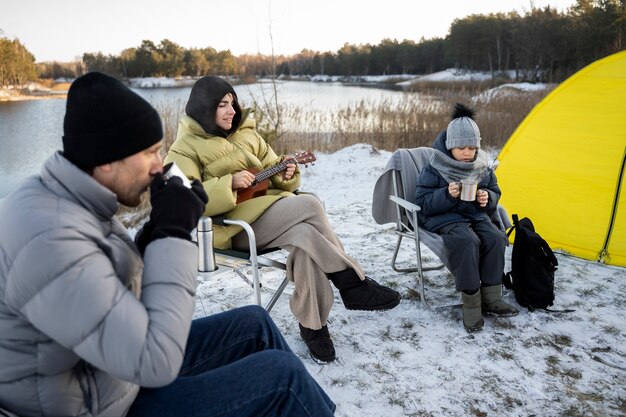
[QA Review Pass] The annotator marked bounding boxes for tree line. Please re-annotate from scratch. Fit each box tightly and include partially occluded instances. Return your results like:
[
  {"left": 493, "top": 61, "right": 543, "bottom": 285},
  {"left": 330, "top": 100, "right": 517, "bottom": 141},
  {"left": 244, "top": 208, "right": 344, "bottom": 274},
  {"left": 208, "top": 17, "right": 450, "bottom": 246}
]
[
  {"left": 277, "top": 0, "right": 625, "bottom": 82},
  {"left": 0, "top": 35, "right": 37, "bottom": 86},
  {"left": 1, "top": 0, "right": 625, "bottom": 87}
]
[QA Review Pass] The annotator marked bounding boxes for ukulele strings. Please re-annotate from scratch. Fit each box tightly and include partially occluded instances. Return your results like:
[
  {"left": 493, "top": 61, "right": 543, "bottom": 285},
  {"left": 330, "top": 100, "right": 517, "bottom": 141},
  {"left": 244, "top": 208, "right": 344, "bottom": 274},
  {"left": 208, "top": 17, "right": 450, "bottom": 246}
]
[{"left": 253, "top": 158, "right": 298, "bottom": 184}]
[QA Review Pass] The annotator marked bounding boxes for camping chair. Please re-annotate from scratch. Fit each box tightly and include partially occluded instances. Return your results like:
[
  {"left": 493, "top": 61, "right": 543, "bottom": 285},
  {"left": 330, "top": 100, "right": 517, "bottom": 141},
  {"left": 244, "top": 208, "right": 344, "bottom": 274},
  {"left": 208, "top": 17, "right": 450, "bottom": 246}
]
[
  {"left": 197, "top": 191, "right": 324, "bottom": 313},
  {"left": 372, "top": 147, "right": 511, "bottom": 308},
  {"left": 196, "top": 216, "right": 289, "bottom": 313}
]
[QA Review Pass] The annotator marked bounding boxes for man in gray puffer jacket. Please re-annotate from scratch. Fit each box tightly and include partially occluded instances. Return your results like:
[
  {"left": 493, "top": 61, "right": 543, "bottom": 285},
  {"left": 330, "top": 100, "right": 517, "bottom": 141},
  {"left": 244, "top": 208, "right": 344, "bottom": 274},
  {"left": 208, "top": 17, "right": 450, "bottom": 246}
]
[{"left": 0, "top": 72, "right": 335, "bottom": 417}]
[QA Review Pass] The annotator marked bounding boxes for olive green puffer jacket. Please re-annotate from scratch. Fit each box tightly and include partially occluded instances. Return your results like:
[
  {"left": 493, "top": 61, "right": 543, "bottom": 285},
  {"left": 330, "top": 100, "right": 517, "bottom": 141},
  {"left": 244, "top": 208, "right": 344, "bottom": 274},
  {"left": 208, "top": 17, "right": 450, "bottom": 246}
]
[{"left": 165, "top": 110, "right": 300, "bottom": 248}]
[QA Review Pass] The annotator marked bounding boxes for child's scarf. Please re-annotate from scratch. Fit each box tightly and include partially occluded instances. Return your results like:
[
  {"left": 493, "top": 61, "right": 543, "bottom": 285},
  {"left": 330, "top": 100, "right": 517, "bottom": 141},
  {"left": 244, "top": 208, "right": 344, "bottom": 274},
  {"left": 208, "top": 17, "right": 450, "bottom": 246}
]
[{"left": 430, "top": 149, "right": 489, "bottom": 184}]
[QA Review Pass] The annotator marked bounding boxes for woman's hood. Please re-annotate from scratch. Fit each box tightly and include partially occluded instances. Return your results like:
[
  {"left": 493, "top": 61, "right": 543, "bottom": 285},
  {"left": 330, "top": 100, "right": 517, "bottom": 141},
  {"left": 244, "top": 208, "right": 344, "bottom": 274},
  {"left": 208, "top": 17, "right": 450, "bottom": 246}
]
[{"left": 185, "top": 76, "right": 242, "bottom": 137}]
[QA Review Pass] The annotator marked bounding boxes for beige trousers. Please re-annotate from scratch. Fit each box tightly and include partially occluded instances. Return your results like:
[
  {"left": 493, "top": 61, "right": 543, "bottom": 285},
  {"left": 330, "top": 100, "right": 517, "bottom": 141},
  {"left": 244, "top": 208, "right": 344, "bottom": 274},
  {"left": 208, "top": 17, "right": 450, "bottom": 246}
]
[{"left": 232, "top": 194, "right": 365, "bottom": 330}]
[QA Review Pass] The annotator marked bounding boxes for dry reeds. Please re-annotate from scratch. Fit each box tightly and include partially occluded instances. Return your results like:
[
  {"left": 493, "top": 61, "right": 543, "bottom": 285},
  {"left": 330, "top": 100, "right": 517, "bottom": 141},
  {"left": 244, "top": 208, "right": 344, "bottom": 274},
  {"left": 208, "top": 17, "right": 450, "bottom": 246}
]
[
  {"left": 265, "top": 84, "right": 552, "bottom": 154},
  {"left": 118, "top": 82, "right": 552, "bottom": 228},
  {"left": 155, "top": 99, "right": 186, "bottom": 159},
  {"left": 271, "top": 96, "right": 445, "bottom": 154},
  {"left": 153, "top": 81, "right": 553, "bottom": 156}
]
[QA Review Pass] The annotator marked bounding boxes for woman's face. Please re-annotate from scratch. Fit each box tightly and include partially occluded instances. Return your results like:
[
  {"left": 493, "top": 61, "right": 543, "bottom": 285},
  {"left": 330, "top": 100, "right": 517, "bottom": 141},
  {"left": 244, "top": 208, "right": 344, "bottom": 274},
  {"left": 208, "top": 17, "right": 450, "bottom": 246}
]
[{"left": 215, "top": 93, "right": 237, "bottom": 131}]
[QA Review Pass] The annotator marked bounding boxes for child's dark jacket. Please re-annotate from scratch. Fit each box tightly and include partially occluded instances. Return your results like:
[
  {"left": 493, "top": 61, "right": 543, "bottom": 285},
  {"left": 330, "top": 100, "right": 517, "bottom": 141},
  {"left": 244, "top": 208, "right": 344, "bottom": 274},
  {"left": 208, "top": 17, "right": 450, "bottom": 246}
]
[{"left": 415, "top": 131, "right": 501, "bottom": 233}]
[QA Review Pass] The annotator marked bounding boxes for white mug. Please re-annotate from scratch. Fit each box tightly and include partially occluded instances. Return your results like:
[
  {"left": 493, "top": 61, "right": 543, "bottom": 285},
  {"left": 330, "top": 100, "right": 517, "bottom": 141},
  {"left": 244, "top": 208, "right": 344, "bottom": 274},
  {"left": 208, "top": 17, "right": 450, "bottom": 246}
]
[{"left": 163, "top": 162, "right": 192, "bottom": 189}]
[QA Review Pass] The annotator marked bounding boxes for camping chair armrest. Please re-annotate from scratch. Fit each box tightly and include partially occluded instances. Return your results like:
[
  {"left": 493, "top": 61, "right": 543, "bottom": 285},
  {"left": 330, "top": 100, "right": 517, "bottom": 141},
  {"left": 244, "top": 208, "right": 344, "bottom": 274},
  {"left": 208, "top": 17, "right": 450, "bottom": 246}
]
[
  {"left": 221, "top": 219, "right": 258, "bottom": 255},
  {"left": 294, "top": 189, "right": 318, "bottom": 198},
  {"left": 389, "top": 195, "right": 421, "bottom": 214},
  {"left": 210, "top": 215, "right": 227, "bottom": 227}
]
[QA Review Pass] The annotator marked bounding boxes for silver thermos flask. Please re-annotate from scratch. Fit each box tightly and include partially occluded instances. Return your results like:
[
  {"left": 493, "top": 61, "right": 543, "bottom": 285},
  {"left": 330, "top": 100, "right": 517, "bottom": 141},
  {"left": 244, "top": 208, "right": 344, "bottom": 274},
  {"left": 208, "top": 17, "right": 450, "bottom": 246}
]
[{"left": 197, "top": 217, "right": 217, "bottom": 272}]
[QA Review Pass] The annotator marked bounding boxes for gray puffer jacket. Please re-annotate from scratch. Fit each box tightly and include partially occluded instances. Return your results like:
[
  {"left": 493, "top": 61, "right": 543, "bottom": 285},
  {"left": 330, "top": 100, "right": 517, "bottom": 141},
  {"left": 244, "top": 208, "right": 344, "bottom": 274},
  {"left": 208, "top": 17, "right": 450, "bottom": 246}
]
[{"left": 0, "top": 153, "right": 197, "bottom": 416}]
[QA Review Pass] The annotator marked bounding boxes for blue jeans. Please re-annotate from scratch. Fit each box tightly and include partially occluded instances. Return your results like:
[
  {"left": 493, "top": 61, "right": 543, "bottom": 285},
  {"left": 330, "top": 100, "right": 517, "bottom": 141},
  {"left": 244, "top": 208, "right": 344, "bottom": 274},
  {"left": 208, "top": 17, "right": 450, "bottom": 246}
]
[{"left": 127, "top": 305, "right": 335, "bottom": 417}]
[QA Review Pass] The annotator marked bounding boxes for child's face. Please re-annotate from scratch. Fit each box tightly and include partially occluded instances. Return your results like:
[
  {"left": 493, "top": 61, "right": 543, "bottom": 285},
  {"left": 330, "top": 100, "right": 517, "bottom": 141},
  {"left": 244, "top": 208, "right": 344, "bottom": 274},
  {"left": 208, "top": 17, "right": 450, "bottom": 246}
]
[{"left": 451, "top": 146, "right": 477, "bottom": 162}]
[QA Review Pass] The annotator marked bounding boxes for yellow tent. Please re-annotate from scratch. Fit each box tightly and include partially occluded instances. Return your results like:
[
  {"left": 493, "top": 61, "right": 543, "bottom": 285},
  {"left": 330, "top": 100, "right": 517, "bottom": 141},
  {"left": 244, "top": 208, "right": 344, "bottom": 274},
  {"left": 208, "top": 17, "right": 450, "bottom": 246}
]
[{"left": 497, "top": 51, "right": 626, "bottom": 267}]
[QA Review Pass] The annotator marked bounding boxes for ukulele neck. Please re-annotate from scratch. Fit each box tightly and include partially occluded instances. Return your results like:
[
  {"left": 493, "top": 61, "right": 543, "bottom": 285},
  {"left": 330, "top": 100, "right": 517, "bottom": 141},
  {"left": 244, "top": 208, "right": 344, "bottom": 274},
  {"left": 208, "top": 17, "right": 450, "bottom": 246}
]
[{"left": 254, "top": 158, "right": 296, "bottom": 183}]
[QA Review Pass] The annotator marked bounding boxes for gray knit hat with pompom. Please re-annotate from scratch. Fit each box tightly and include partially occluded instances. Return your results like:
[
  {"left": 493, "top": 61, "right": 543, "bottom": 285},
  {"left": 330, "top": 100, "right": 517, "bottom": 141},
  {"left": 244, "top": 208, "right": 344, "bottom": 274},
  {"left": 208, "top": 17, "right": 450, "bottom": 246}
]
[{"left": 445, "top": 103, "right": 481, "bottom": 150}]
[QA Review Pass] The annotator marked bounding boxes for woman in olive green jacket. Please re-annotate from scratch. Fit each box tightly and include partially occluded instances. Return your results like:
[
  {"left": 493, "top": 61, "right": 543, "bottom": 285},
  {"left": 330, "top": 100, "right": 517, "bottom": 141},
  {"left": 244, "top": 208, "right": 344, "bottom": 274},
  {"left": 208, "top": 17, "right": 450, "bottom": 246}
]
[{"left": 165, "top": 76, "right": 400, "bottom": 363}]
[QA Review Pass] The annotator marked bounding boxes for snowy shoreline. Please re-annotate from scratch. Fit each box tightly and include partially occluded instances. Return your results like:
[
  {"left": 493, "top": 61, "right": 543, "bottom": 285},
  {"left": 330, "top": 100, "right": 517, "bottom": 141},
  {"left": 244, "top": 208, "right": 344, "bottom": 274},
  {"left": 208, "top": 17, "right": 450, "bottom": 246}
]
[{"left": 1, "top": 68, "right": 552, "bottom": 102}]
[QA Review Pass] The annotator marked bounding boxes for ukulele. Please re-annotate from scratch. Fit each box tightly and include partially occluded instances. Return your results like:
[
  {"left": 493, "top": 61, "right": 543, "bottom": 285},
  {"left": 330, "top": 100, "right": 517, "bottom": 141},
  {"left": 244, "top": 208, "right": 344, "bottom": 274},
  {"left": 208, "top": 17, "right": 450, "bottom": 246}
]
[{"left": 235, "top": 151, "right": 316, "bottom": 204}]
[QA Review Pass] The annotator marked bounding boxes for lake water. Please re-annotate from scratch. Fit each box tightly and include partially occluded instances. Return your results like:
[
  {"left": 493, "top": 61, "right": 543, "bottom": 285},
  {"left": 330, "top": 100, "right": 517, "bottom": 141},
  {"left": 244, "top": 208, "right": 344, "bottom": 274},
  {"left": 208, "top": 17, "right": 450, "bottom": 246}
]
[{"left": 0, "top": 81, "right": 416, "bottom": 198}]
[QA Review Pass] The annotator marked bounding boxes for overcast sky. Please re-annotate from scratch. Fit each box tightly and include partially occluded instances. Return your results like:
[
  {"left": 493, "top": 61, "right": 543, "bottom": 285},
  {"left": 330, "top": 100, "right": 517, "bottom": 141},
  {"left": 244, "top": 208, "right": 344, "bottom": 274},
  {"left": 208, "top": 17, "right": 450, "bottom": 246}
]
[{"left": 1, "top": 0, "right": 576, "bottom": 62}]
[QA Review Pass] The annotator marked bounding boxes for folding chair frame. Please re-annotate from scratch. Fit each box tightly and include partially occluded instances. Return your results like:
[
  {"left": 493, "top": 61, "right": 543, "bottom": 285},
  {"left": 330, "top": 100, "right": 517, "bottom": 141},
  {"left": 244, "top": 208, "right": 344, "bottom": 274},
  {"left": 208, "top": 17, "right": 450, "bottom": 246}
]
[
  {"left": 389, "top": 194, "right": 458, "bottom": 309},
  {"left": 383, "top": 151, "right": 462, "bottom": 309},
  {"left": 390, "top": 171, "right": 445, "bottom": 274},
  {"left": 202, "top": 191, "right": 323, "bottom": 313},
  {"left": 215, "top": 218, "right": 289, "bottom": 313},
  {"left": 385, "top": 155, "right": 510, "bottom": 309}
]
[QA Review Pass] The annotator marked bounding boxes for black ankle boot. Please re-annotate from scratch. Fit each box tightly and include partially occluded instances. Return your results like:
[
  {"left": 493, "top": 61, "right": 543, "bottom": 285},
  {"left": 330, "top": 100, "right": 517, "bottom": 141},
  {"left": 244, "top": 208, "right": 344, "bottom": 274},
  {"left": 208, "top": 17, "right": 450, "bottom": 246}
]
[
  {"left": 328, "top": 269, "right": 401, "bottom": 311},
  {"left": 299, "top": 323, "right": 336, "bottom": 363}
]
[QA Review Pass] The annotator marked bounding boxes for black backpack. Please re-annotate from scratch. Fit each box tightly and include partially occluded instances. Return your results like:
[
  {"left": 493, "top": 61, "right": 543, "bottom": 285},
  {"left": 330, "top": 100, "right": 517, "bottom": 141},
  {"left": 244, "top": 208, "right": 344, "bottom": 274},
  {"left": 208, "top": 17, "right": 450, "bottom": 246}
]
[{"left": 503, "top": 214, "right": 559, "bottom": 311}]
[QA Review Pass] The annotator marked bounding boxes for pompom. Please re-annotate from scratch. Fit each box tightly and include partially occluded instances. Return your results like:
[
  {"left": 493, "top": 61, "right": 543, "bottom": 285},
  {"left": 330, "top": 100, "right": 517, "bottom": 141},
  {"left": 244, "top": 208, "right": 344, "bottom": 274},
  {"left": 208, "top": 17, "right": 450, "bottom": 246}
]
[{"left": 451, "top": 103, "right": 475, "bottom": 120}]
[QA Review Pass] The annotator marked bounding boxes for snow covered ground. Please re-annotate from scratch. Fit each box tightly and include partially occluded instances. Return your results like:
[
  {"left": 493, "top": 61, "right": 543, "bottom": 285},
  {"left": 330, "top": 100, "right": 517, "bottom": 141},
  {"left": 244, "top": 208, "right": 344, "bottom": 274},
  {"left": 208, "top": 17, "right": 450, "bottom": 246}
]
[{"left": 193, "top": 144, "right": 625, "bottom": 417}]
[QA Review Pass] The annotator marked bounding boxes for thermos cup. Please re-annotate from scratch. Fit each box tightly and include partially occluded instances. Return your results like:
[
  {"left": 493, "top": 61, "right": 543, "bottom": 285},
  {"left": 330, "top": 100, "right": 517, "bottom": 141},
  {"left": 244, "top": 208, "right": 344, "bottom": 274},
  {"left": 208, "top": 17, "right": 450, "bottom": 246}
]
[
  {"left": 197, "top": 217, "right": 217, "bottom": 272},
  {"left": 460, "top": 179, "right": 478, "bottom": 202}
]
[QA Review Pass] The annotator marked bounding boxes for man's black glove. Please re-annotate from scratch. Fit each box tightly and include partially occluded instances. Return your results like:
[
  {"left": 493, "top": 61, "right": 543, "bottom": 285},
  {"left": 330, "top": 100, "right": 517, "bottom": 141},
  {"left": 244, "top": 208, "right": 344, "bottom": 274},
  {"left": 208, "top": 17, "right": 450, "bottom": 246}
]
[
  {"left": 135, "top": 171, "right": 208, "bottom": 255},
  {"left": 134, "top": 220, "right": 154, "bottom": 256}
]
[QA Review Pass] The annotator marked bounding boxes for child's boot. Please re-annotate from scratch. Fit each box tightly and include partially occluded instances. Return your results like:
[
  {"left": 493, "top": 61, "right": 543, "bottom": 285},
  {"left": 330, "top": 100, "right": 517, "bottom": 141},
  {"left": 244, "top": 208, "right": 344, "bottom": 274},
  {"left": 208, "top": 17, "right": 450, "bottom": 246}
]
[
  {"left": 481, "top": 284, "right": 519, "bottom": 317},
  {"left": 462, "top": 289, "right": 484, "bottom": 332}
]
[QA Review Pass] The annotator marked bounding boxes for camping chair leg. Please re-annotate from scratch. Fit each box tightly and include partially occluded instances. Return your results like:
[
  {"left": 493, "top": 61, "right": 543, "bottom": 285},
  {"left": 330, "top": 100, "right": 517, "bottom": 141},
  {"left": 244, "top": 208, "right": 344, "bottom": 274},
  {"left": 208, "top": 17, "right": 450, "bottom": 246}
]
[
  {"left": 391, "top": 233, "right": 417, "bottom": 273},
  {"left": 223, "top": 219, "right": 262, "bottom": 307},
  {"left": 265, "top": 277, "right": 289, "bottom": 313},
  {"left": 411, "top": 211, "right": 427, "bottom": 307},
  {"left": 391, "top": 233, "right": 444, "bottom": 273},
  {"left": 233, "top": 268, "right": 255, "bottom": 288},
  {"left": 410, "top": 211, "right": 459, "bottom": 309},
  {"left": 222, "top": 219, "right": 290, "bottom": 311}
]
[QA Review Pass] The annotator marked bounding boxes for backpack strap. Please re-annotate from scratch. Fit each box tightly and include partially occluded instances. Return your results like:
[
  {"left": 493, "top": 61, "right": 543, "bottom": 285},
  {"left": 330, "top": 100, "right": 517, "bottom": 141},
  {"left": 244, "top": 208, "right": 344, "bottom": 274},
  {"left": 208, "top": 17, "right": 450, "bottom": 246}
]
[
  {"left": 506, "top": 213, "right": 519, "bottom": 238},
  {"left": 503, "top": 214, "right": 518, "bottom": 287},
  {"left": 525, "top": 300, "right": 575, "bottom": 313},
  {"left": 540, "top": 307, "right": 576, "bottom": 313}
]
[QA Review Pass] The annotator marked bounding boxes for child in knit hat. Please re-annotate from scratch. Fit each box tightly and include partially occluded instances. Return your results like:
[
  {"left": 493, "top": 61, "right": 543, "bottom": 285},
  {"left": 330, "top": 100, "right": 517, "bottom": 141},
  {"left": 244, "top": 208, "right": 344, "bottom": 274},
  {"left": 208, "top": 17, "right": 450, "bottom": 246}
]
[{"left": 415, "top": 103, "right": 518, "bottom": 332}]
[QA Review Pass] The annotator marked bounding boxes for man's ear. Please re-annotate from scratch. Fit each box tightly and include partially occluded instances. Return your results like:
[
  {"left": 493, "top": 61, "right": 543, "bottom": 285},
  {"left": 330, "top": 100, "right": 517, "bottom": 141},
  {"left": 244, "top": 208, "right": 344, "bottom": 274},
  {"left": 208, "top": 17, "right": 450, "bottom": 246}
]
[
  {"left": 93, "top": 163, "right": 114, "bottom": 174},
  {"left": 91, "top": 163, "right": 115, "bottom": 186}
]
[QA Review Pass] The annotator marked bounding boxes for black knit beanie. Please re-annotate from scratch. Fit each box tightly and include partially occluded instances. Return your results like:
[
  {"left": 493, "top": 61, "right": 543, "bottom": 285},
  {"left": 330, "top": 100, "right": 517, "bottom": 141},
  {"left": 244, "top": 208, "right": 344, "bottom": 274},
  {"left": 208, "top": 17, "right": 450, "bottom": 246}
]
[
  {"left": 62, "top": 72, "right": 163, "bottom": 169},
  {"left": 185, "top": 76, "right": 242, "bottom": 137}
]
